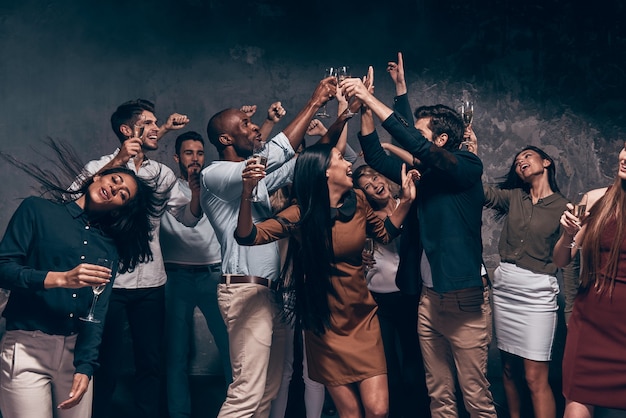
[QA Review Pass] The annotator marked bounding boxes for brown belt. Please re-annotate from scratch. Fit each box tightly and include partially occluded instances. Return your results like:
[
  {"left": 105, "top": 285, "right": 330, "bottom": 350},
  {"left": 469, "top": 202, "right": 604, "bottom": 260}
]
[{"left": 221, "top": 274, "right": 279, "bottom": 290}]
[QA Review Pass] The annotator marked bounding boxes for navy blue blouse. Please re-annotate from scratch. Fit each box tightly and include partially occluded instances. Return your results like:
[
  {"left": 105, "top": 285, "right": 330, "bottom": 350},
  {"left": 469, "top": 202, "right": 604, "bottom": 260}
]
[{"left": 0, "top": 197, "right": 118, "bottom": 378}]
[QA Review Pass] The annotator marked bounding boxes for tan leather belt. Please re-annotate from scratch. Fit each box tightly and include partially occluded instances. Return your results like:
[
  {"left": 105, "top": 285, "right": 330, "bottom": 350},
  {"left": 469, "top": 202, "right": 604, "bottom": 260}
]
[{"left": 221, "top": 274, "right": 278, "bottom": 290}]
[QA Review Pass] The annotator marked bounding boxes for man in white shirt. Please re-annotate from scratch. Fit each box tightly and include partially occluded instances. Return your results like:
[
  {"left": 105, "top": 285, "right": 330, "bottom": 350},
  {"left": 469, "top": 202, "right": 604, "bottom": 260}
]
[
  {"left": 81, "top": 99, "right": 201, "bottom": 418},
  {"left": 201, "top": 77, "right": 336, "bottom": 418},
  {"left": 160, "top": 130, "right": 231, "bottom": 418}
]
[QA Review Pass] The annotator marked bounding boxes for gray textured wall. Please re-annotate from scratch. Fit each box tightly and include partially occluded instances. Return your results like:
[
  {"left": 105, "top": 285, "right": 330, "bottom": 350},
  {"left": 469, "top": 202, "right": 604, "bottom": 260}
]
[{"left": 1, "top": 0, "right": 625, "bottom": 271}]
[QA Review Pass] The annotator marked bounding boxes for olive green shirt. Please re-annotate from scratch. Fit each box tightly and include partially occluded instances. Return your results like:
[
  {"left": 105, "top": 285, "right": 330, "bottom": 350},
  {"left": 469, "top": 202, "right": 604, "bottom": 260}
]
[{"left": 484, "top": 185, "right": 569, "bottom": 275}]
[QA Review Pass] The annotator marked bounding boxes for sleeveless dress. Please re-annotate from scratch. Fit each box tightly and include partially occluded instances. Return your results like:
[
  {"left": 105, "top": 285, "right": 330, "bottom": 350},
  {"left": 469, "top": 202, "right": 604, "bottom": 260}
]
[{"left": 562, "top": 217, "right": 626, "bottom": 409}]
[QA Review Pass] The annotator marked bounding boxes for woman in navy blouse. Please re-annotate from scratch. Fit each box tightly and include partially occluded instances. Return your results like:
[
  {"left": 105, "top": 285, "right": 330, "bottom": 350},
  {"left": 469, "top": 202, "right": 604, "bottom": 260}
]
[{"left": 0, "top": 147, "right": 167, "bottom": 418}]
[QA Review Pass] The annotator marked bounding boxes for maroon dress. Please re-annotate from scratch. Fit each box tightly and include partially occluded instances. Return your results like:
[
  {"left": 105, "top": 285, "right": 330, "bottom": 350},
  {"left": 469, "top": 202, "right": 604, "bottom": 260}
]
[{"left": 562, "top": 217, "right": 626, "bottom": 408}]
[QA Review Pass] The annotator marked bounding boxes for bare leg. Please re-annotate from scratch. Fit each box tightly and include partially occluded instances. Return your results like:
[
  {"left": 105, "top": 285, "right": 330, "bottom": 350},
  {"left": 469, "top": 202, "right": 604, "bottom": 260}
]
[
  {"left": 358, "top": 374, "right": 389, "bottom": 418},
  {"left": 563, "top": 400, "right": 593, "bottom": 418},
  {"left": 524, "top": 358, "right": 556, "bottom": 418},
  {"left": 500, "top": 351, "right": 522, "bottom": 418},
  {"left": 326, "top": 384, "right": 362, "bottom": 418}
]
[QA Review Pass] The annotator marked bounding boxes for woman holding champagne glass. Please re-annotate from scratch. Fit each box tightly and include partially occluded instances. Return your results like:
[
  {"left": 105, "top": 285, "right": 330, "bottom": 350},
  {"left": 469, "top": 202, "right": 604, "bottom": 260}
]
[
  {"left": 0, "top": 143, "right": 167, "bottom": 418},
  {"left": 482, "top": 145, "right": 568, "bottom": 418},
  {"left": 553, "top": 141, "right": 626, "bottom": 417},
  {"left": 235, "top": 142, "right": 417, "bottom": 418}
]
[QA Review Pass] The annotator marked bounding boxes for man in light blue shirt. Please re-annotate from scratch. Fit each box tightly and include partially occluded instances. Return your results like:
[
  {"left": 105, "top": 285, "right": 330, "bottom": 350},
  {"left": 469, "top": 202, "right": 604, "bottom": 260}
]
[{"left": 201, "top": 77, "right": 336, "bottom": 418}]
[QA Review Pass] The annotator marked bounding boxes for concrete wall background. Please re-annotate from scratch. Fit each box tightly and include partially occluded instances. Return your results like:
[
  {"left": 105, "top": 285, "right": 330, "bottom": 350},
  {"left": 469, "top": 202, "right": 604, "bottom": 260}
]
[{"left": 2, "top": 1, "right": 625, "bottom": 261}]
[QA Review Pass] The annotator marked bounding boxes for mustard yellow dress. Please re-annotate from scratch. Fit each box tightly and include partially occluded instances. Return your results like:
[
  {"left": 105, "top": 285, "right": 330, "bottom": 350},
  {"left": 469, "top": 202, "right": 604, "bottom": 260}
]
[{"left": 248, "top": 190, "right": 396, "bottom": 386}]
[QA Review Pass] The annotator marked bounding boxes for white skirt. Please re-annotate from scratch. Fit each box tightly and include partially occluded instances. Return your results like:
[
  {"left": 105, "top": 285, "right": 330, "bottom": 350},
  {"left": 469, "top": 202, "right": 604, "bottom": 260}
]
[{"left": 492, "top": 262, "right": 560, "bottom": 361}]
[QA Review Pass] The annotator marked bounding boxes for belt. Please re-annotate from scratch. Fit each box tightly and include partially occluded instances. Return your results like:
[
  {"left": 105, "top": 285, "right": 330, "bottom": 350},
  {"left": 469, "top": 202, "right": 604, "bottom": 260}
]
[
  {"left": 164, "top": 262, "right": 221, "bottom": 274},
  {"left": 221, "top": 274, "right": 279, "bottom": 290}
]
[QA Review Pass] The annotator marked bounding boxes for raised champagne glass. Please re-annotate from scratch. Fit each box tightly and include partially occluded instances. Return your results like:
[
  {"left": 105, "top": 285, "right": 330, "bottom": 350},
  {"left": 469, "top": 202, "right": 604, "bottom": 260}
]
[
  {"left": 316, "top": 67, "right": 337, "bottom": 118},
  {"left": 247, "top": 141, "right": 268, "bottom": 202}
]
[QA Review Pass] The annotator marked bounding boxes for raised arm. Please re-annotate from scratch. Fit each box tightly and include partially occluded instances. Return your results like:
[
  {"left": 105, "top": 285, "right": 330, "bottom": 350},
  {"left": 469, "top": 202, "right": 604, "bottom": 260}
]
[
  {"left": 282, "top": 77, "right": 337, "bottom": 151},
  {"left": 387, "top": 51, "right": 407, "bottom": 96},
  {"left": 260, "top": 102, "right": 287, "bottom": 141},
  {"left": 157, "top": 113, "right": 190, "bottom": 141}
]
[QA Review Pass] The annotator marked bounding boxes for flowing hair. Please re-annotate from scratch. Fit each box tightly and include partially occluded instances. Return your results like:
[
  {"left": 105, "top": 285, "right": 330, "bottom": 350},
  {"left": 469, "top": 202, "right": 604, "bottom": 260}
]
[
  {"left": 0, "top": 138, "right": 170, "bottom": 273},
  {"left": 280, "top": 143, "right": 337, "bottom": 335},
  {"left": 490, "top": 145, "right": 561, "bottom": 221},
  {"left": 579, "top": 178, "right": 626, "bottom": 295}
]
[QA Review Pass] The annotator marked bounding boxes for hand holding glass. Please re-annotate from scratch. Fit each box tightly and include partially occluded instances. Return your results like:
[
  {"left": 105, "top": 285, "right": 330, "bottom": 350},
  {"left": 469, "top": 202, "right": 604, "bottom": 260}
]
[
  {"left": 247, "top": 141, "right": 268, "bottom": 202},
  {"left": 80, "top": 258, "right": 113, "bottom": 323},
  {"left": 133, "top": 114, "right": 146, "bottom": 140},
  {"left": 566, "top": 193, "right": 588, "bottom": 249},
  {"left": 316, "top": 67, "right": 337, "bottom": 118}
]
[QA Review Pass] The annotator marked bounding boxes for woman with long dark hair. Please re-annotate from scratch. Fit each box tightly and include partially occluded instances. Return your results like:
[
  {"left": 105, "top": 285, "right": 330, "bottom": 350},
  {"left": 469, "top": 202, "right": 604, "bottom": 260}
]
[
  {"left": 0, "top": 141, "right": 167, "bottom": 418},
  {"left": 483, "top": 145, "right": 568, "bottom": 418},
  {"left": 235, "top": 143, "right": 416, "bottom": 418},
  {"left": 553, "top": 142, "right": 626, "bottom": 417}
]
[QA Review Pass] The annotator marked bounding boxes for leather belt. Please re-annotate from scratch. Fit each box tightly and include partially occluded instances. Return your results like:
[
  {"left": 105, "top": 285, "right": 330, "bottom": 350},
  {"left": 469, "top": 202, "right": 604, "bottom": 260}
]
[
  {"left": 221, "top": 274, "right": 278, "bottom": 290},
  {"left": 165, "top": 262, "right": 221, "bottom": 274}
]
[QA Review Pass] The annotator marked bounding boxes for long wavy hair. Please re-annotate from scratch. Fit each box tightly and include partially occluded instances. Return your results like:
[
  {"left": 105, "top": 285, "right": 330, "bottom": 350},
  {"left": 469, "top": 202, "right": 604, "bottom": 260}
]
[
  {"left": 491, "top": 145, "right": 561, "bottom": 220},
  {"left": 0, "top": 138, "right": 169, "bottom": 273},
  {"left": 280, "top": 143, "right": 338, "bottom": 335},
  {"left": 579, "top": 176, "right": 626, "bottom": 295}
]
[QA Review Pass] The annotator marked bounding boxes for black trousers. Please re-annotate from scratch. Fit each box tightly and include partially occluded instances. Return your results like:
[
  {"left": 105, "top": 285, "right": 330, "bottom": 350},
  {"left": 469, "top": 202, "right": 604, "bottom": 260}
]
[{"left": 92, "top": 286, "right": 166, "bottom": 418}]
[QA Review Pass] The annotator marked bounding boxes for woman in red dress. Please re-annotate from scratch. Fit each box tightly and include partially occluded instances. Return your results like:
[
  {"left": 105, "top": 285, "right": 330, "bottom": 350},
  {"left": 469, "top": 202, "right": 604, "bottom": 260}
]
[{"left": 554, "top": 141, "right": 626, "bottom": 417}]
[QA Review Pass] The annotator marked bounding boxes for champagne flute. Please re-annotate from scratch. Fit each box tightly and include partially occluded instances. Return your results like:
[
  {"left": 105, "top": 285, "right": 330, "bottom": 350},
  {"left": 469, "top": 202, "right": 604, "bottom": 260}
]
[
  {"left": 316, "top": 67, "right": 337, "bottom": 118},
  {"left": 133, "top": 114, "right": 146, "bottom": 140},
  {"left": 363, "top": 237, "right": 374, "bottom": 274},
  {"left": 80, "top": 258, "right": 113, "bottom": 323},
  {"left": 567, "top": 193, "right": 588, "bottom": 249},
  {"left": 247, "top": 141, "right": 268, "bottom": 202},
  {"left": 337, "top": 66, "right": 350, "bottom": 83},
  {"left": 461, "top": 100, "right": 474, "bottom": 127},
  {"left": 460, "top": 99, "right": 474, "bottom": 149}
]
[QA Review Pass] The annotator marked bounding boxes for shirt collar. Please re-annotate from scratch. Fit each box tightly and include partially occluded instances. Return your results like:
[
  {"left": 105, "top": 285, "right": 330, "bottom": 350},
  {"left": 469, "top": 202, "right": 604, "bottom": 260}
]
[
  {"left": 65, "top": 200, "right": 86, "bottom": 219},
  {"left": 329, "top": 189, "right": 357, "bottom": 223}
]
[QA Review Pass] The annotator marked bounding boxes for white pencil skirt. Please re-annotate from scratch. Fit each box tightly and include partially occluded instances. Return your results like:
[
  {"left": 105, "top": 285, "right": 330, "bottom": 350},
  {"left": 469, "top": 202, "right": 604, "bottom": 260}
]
[{"left": 492, "top": 262, "right": 560, "bottom": 361}]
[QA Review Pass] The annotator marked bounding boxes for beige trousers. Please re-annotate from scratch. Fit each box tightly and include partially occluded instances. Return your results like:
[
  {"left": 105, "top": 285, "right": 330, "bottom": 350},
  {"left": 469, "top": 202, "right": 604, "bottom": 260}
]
[{"left": 0, "top": 330, "right": 93, "bottom": 418}]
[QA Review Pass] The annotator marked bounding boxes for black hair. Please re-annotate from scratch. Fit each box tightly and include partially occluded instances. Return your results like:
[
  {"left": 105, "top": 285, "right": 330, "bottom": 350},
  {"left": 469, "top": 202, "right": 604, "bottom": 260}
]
[
  {"left": 0, "top": 138, "right": 170, "bottom": 273},
  {"left": 110, "top": 99, "right": 156, "bottom": 143},
  {"left": 206, "top": 109, "right": 232, "bottom": 153},
  {"left": 414, "top": 104, "right": 464, "bottom": 151},
  {"left": 492, "top": 145, "right": 561, "bottom": 220},
  {"left": 175, "top": 130, "right": 205, "bottom": 156},
  {"left": 282, "top": 143, "right": 338, "bottom": 335}
]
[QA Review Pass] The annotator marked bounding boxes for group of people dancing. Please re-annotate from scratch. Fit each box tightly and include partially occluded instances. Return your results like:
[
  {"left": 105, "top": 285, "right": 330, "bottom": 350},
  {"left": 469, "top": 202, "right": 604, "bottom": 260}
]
[{"left": 0, "top": 50, "right": 624, "bottom": 418}]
